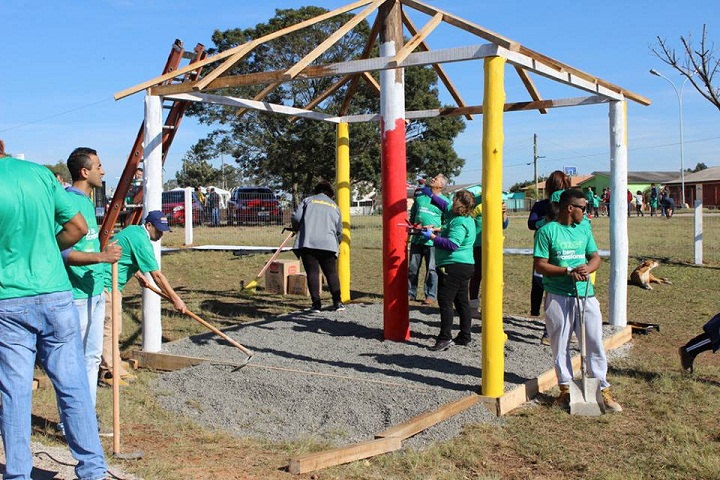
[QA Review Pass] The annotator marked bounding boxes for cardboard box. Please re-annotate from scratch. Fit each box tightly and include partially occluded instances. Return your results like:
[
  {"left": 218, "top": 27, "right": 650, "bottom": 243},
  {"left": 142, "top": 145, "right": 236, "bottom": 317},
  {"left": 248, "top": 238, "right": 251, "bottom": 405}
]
[
  {"left": 265, "top": 259, "right": 300, "bottom": 295},
  {"left": 287, "top": 273, "right": 309, "bottom": 296}
]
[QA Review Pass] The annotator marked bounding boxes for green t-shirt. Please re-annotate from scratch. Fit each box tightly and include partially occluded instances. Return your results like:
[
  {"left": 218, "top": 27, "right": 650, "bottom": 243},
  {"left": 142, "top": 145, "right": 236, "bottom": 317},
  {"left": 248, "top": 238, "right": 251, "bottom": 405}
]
[
  {"left": 62, "top": 188, "right": 104, "bottom": 299},
  {"left": 103, "top": 225, "right": 159, "bottom": 292},
  {"left": 533, "top": 221, "right": 597, "bottom": 297},
  {"left": 0, "top": 157, "right": 78, "bottom": 300},
  {"left": 435, "top": 215, "right": 476, "bottom": 267},
  {"left": 409, "top": 194, "right": 447, "bottom": 246}
]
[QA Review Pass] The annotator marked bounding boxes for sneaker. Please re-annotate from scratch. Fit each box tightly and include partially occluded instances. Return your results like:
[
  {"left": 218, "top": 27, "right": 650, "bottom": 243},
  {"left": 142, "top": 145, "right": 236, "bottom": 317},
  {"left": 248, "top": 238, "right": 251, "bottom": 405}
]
[
  {"left": 453, "top": 335, "right": 473, "bottom": 346},
  {"left": 332, "top": 302, "right": 346, "bottom": 312},
  {"left": 679, "top": 346, "right": 694, "bottom": 374},
  {"left": 310, "top": 301, "right": 322, "bottom": 313},
  {"left": 601, "top": 387, "right": 623, "bottom": 413},
  {"left": 429, "top": 338, "right": 454, "bottom": 351},
  {"left": 556, "top": 384, "right": 570, "bottom": 408},
  {"left": 540, "top": 333, "right": 551, "bottom": 346}
]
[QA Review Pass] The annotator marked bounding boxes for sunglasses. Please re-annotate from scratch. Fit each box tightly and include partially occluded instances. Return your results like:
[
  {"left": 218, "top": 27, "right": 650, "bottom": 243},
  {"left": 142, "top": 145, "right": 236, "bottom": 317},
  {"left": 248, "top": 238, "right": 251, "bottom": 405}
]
[{"left": 571, "top": 204, "right": 587, "bottom": 212}]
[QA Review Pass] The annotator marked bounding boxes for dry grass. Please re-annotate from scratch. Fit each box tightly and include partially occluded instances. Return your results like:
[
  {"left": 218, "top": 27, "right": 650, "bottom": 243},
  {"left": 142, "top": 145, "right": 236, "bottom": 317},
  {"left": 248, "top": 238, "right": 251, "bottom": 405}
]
[{"left": 31, "top": 213, "right": 720, "bottom": 479}]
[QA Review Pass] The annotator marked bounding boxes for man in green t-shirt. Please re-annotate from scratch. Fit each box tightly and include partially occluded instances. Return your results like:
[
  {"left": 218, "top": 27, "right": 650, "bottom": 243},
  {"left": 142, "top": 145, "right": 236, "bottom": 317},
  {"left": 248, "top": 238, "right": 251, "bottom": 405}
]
[
  {"left": 99, "top": 211, "right": 187, "bottom": 386},
  {"left": 61, "top": 147, "right": 122, "bottom": 409},
  {"left": 0, "top": 150, "right": 108, "bottom": 479},
  {"left": 408, "top": 174, "right": 448, "bottom": 305},
  {"left": 533, "top": 189, "right": 622, "bottom": 413}
]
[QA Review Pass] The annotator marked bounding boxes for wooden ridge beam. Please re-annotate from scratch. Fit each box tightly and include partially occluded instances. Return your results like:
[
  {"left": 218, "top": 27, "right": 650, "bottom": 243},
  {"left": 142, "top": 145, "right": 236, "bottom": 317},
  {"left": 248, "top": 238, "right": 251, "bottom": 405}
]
[
  {"left": 514, "top": 66, "right": 548, "bottom": 114},
  {"left": 284, "top": 0, "right": 384, "bottom": 80},
  {"left": 401, "top": 9, "right": 471, "bottom": 119},
  {"left": 150, "top": 44, "right": 500, "bottom": 95},
  {"left": 399, "top": 0, "right": 519, "bottom": 51},
  {"left": 114, "top": 0, "right": 377, "bottom": 100}
]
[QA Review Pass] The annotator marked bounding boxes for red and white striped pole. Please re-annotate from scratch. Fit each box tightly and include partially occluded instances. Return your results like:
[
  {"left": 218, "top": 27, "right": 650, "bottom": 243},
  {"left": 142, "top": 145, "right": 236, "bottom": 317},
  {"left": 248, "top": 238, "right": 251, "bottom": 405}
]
[{"left": 379, "top": 1, "right": 409, "bottom": 341}]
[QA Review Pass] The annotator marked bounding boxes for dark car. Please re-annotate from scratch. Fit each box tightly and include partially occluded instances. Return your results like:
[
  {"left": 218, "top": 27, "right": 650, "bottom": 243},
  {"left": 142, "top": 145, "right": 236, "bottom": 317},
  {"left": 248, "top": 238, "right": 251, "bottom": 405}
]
[
  {"left": 227, "top": 187, "right": 283, "bottom": 225},
  {"left": 161, "top": 190, "right": 204, "bottom": 226}
]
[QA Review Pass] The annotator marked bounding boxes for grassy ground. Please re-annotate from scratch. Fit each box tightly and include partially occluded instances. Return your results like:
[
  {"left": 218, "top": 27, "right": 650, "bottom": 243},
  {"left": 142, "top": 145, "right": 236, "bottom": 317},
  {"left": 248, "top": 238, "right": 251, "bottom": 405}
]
[{"left": 31, "top": 213, "right": 720, "bottom": 479}]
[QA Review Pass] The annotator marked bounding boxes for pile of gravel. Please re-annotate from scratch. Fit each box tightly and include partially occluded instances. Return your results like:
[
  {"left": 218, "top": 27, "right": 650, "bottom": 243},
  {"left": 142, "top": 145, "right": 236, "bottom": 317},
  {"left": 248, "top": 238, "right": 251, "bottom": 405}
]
[{"left": 154, "top": 303, "right": 625, "bottom": 449}]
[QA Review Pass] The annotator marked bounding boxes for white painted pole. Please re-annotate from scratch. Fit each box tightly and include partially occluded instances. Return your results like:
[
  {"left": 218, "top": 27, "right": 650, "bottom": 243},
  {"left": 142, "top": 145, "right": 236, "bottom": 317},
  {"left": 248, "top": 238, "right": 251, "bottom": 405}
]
[
  {"left": 694, "top": 184, "right": 703, "bottom": 265},
  {"left": 608, "top": 99, "right": 628, "bottom": 327},
  {"left": 142, "top": 94, "right": 163, "bottom": 352},
  {"left": 184, "top": 187, "right": 194, "bottom": 246}
]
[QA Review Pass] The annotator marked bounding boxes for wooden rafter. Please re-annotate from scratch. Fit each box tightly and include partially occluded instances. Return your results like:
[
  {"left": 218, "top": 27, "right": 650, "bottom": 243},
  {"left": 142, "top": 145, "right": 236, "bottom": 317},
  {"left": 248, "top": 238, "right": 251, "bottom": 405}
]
[
  {"left": 193, "top": 41, "right": 257, "bottom": 91},
  {"left": 114, "top": 0, "right": 377, "bottom": 100},
  {"left": 514, "top": 66, "right": 547, "bottom": 114},
  {"left": 399, "top": 0, "right": 519, "bottom": 51},
  {"left": 390, "top": 12, "right": 442, "bottom": 66},
  {"left": 339, "top": 13, "right": 381, "bottom": 116},
  {"left": 235, "top": 82, "right": 283, "bottom": 117},
  {"left": 283, "top": 0, "right": 385, "bottom": 80},
  {"left": 401, "top": 9, "right": 471, "bottom": 120}
]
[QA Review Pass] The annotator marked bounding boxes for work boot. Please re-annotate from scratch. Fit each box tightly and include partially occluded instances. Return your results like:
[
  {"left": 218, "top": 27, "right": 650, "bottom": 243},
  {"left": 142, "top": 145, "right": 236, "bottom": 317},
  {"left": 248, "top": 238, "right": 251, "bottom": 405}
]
[
  {"left": 98, "top": 371, "right": 128, "bottom": 388},
  {"left": 556, "top": 384, "right": 570, "bottom": 409},
  {"left": 679, "top": 346, "right": 694, "bottom": 374},
  {"left": 601, "top": 387, "right": 623, "bottom": 413}
]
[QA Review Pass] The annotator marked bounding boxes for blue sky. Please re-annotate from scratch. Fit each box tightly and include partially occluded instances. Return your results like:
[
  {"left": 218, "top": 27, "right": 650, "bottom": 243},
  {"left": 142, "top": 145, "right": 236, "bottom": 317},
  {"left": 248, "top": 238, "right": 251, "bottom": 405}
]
[{"left": 2, "top": 1, "right": 718, "bottom": 189}]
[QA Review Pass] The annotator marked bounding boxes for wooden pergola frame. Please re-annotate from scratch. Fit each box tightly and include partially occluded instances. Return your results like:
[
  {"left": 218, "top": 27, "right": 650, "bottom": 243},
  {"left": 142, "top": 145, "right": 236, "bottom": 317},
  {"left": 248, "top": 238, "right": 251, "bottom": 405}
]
[{"left": 117, "top": 0, "right": 648, "bottom": 399}]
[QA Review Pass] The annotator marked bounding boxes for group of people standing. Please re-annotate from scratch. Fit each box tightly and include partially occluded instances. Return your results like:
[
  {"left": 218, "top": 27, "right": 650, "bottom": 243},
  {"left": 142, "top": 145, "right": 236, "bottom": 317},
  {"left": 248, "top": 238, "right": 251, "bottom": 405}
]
[
  {"left": 194, "top": 186, "right": 222, "bottom": 226},
  {"left": 0, "top": 141, "right": 186, "bottom": 479}
]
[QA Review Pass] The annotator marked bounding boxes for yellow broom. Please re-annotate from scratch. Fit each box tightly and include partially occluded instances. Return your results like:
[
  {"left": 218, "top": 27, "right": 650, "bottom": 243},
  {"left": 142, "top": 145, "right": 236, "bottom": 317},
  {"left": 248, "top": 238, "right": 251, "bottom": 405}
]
[{"left": 243, "top": 231, "right": 295, "bottom": 292}]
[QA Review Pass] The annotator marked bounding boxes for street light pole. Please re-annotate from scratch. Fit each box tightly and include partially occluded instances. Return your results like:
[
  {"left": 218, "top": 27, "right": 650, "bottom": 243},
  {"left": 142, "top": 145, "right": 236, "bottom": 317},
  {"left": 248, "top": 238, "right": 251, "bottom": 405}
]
[{"left": 649, "top": 68, "right": 692, "bottom": 208}]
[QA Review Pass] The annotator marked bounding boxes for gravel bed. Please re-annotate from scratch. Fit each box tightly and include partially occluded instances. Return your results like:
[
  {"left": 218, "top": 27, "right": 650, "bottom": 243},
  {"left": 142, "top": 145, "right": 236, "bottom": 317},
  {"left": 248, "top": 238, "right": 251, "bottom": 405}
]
[{"left": 154, "top": 303, "right": 626, "bottom": 450}]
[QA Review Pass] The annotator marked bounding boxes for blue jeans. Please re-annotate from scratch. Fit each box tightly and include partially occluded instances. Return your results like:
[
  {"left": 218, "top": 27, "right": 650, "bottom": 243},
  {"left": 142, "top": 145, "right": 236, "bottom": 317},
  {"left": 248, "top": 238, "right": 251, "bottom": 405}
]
[
  {"left": 0, "top": 291, "right": 107, "bottom": 480},
  {"left": 211, "top": 207, "right": 220, "bottom": 225},
  {"left": 75, "top": 294, "right": 104, "bottom": 407},
  {"left": 408, "top": 244, "right": 437, "bottom": 300}
]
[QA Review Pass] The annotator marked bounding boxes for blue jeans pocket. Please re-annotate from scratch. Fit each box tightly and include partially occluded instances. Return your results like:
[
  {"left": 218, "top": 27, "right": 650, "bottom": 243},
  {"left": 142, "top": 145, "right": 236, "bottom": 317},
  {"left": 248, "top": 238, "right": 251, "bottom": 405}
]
[
  {"left": 48, "top": 298, "right": 77, "bottom": 342},
  {"left": 0, "top": 304, "right": 29, "bottom": 343}
]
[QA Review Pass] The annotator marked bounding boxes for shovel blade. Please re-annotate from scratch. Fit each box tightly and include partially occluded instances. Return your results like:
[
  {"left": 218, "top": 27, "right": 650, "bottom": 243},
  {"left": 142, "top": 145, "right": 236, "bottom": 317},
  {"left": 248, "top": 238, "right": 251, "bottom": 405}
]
[{"left": 569, "top": 377, "right": 604, "bottom": 416}]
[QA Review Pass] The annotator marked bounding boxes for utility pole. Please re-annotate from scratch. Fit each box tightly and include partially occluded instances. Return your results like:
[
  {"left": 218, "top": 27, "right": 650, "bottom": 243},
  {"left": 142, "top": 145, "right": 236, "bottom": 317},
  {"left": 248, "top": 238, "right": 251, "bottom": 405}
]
[{"left": 532, "top": 134, "right": 545, "bottom": 199}]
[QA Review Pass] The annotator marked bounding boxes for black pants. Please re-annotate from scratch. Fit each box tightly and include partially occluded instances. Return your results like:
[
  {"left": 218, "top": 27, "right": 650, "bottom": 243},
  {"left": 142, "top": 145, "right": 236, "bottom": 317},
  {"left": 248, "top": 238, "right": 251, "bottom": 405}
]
[
  {"left": 468, "top": 246, "right": 483, "bottom": 301},
  {"left": 299, "top": 248, "right": 341, "bottom": 304},
  {"left": 530, "top": 273, "right": 544, "bottom": 316},
  {"left": 436, "top": 263, "right": 474, "bottom": 342}
]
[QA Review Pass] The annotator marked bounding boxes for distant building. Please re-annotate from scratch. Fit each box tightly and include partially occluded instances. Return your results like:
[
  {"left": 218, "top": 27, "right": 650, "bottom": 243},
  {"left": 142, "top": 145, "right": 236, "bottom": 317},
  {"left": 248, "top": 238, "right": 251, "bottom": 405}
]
[{"left": 663, "top": 166, "right": 720, "bottom": 208}]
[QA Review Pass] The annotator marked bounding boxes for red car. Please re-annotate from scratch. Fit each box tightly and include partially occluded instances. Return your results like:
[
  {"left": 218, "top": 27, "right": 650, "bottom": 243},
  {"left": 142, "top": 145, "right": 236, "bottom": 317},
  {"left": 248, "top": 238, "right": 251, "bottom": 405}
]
[
  {"left": 227, "top": 187, "right": 283, "bottom": 225},
  {"left": 161, "top": 190, "right": 204, "bottom": 226}
]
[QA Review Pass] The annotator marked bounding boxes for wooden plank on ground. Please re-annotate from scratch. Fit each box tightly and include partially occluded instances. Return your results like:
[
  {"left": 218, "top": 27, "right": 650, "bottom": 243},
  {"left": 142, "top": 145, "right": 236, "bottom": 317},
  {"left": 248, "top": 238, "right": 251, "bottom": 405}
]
[
  {"left": 375, "top": 393, "right": 479, "bottom": 440},
  {"left": 127, "top": 349, "right": 208, "bottom": 371},
  {"left": 288, "top": 437, "right": 401, "bottom": 475}
]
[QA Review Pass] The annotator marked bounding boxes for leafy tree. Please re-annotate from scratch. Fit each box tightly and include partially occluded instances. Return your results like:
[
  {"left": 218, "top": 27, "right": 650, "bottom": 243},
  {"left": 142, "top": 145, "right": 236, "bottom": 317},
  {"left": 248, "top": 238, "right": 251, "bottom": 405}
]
[
  {"left": 186, "top": 7, "right": 465, "bottom": 197},
  {"left": 44, "top": 161, "right": 71, "bottom": 184},
  {"left": 174, "top": 141, "right": 220, "bottom": 187},
  {"left": 651, "top": 25, "right": 720, "bottom": 111},
  {"left": 689, "top": 162, "right": 708, "bottom": 173}
]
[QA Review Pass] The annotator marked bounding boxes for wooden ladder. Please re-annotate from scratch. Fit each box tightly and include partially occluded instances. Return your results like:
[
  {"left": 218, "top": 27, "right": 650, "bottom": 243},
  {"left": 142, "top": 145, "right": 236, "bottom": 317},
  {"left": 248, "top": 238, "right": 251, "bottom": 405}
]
[{"left": 99, "top": 39, "right": 207, "bottom": 249}]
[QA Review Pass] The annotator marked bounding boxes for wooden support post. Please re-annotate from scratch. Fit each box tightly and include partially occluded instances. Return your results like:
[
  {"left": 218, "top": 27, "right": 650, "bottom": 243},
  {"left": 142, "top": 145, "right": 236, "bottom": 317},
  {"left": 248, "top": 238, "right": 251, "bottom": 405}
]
[
  {"left": 336, "top": 123, "right": 352, "bottom": 303},
  {"left": 608, "top": 99, "right": 628, "bottom": 327},
  {"left": 379, "top": 0, "right": 409, "bottom": 341},
  {"left": 480, "top": 56, "right": 506, "bottom": 398}
]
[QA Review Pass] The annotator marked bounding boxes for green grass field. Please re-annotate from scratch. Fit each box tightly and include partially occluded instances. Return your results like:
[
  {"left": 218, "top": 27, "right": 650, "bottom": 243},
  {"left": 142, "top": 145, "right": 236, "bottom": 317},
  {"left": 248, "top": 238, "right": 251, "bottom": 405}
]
[{"left": 32, "top": 213, "right": 720, "bottom": 479}]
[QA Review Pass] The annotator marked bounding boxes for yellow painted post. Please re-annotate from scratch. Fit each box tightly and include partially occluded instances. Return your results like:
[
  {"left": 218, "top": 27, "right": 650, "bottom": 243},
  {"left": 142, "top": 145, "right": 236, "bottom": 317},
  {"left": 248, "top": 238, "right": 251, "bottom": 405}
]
[
  {"left": 336, "top": 122, "right": 351, "bottom": 302},
  {"left": 481, "top": 56, "right": 506, "bottom": 398}
]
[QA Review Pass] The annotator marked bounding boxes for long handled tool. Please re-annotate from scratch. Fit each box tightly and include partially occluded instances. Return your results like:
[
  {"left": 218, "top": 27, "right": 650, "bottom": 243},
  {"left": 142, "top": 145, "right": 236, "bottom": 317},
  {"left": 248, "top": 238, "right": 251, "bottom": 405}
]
[
  {"left": 243, "top": 229, "right": 295, "bottom": 291},
  {"left": 569, "top": 279, "right": 604, "bottom": 416},
  {"left": 142, "top": 282, "right": 254, "bottom": 364},
  {"left": 111, "top": 263, "right": 144, "bottom": 459}
]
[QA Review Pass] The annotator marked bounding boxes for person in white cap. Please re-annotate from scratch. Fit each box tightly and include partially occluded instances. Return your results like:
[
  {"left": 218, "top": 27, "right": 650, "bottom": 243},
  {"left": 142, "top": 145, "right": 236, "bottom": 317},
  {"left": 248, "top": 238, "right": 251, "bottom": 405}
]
[{"left": 98, "top": 210, "right": 186, "bottom": 386}]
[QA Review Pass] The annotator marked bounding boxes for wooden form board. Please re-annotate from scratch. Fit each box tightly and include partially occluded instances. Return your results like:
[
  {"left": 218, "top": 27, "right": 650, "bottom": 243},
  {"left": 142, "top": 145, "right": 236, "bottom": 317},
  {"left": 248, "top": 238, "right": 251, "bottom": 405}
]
[{"left": 288, "top": 437, "right": 401, "bottom": 475}]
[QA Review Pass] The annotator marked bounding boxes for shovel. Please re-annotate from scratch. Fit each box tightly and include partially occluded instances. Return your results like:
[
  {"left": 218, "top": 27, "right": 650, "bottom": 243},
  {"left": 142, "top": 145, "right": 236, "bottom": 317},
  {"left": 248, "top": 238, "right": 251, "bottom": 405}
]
[
  {"left": 569, "top": 279, "right": 604, "bottom": 416},
  {"left": 142, "top": 281, "right": 254, "bottom": 366}
]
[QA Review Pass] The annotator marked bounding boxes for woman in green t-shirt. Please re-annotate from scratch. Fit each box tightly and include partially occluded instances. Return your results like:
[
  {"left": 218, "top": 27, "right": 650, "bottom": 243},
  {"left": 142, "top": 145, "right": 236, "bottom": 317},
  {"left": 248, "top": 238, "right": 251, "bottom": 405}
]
[{"left": 419, "top": 190, "right": 476, "bottom": 351}]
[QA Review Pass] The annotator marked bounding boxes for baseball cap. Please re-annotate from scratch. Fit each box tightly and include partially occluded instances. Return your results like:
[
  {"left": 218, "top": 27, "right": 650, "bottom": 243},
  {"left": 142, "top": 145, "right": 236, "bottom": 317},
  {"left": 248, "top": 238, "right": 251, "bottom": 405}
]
[{"left": 144, "top": 210, "right": 171, "bottom": 232}]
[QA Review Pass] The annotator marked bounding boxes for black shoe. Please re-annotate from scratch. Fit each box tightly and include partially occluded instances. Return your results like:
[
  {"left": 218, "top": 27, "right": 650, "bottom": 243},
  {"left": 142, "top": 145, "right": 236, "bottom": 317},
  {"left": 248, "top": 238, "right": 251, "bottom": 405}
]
[
  {"left": 332, "top": 302, "right": 346, "bottom": 312},
  {"left": 679, "top": 346, "right": 695, "bottom": 374},
  {"left": 453, "top": 335, "right": 473, "bottom": 346},
  {"left": 310, "top": 301, "right": 321, "bottom": 313},
  {"left": 429, "top": 339, "right": 454, "bottom": 351}
]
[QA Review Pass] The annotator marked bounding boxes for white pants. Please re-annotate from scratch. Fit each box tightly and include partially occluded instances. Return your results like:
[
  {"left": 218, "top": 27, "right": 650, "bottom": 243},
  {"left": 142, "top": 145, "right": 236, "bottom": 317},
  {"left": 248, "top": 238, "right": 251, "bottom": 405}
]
[{"left": 544, "top": 292, "right": 609, "bottom": 389}]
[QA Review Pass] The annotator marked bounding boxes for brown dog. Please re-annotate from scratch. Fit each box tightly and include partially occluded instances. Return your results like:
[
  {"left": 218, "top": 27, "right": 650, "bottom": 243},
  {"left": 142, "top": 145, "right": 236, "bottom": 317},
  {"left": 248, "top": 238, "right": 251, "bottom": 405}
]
[{"left": 629, "top": 259, "right": 672, "bottom": 290}]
